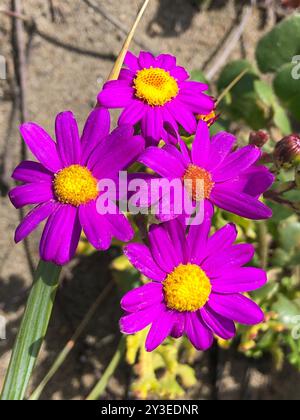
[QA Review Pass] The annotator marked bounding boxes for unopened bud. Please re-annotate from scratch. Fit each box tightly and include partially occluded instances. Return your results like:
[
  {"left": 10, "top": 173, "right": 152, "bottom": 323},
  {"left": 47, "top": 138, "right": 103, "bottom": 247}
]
[
  {"left": 274, "top": 134, "right": 300, "bottom": 168},
  {"left": 249, "top": 130, "right": 270, "bottom": 148}
]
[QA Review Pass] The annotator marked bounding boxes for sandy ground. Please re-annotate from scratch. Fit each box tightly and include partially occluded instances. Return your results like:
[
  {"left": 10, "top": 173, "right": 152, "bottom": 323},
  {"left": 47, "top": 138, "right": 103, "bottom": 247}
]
[{"left": 0, "top": 0, "right": 300, "bottom": 400}]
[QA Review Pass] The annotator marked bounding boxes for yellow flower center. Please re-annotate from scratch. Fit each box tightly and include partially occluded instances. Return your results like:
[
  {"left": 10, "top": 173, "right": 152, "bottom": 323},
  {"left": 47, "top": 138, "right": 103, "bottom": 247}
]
[
  {"left": 133, "top": 67, "right": 179, "bottom": 107},
  {"left": 53, "top": 164, "right": 98, "bottom": 206},
  {"left": 183, "top": 164, "right": 215, "bottom": 201},
  {"left": 163, "top": 264, "right": 212, "bottom": 312}
]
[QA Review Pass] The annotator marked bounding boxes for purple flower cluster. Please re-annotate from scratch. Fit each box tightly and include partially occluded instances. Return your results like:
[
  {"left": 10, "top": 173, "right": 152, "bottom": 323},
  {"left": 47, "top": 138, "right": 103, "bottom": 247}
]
[{"left": 9, "top": 51, "right": 274, "bottom": 351}]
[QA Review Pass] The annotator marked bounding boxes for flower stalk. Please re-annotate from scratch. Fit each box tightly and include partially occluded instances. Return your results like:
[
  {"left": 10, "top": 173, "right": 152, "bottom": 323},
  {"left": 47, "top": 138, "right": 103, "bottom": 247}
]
[{"left": 1, "top": 261, "right": 61, "bottom": 400}]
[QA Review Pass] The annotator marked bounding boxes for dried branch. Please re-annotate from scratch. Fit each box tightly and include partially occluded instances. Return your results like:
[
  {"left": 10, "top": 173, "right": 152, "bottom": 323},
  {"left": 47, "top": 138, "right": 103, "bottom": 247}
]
[{"left": 206, "top": 3, "right": 254, "bottom": 80}]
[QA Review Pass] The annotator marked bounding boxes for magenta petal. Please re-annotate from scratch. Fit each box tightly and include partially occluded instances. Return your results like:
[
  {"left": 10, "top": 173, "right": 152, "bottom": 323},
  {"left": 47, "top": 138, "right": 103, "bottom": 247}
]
[
  {"left": 185, "top": 312, "right": 214, "bottom": 351},
  {"left": 121, "top": 283, "right": 163, "bottom": 314},
  {"left": 124, "top": 51, "right": 140, "bottom": 72},
  {"left": 191, "top": 120, "right": 211, "bottom": 168},
  {"left": 208, "top": 293, "right": 265, "bottom": 325},
  {"left": 148, "top": 223, "right": 181, "bottom": 273},
  {"left": 9, "top": 182, "right": 54, "bottom": 209},
  {"left": 120, "top": 305, "right": 161, "bottom": 335},
  {"left": 80, "top": 107, "right": 110, "bottom": 165},
  {"left": 124, "top": 243, "right": 166, "bottom": 281},
  {"left": 90, "top": 127, "right": 145, "bottom": 179},
  {"left": 206, "top": 132, "right": 236, "bottom": 171},
  {"left": 211, "top": 267, "right": 267, "bottom": 294},
  {"left": 55, "top": 111, "right": 81, "bottom": 167},
  {"left": 211, "top": 188, "right": 272, "bottom": 220},
  {"left": 180, "top": 81, "right": 210, "bottom": 93},
  {"left": 170, "top": 66, "right": 189, "bottom": 81},
  {"left": 163, "top": 144, "right": 188, "bottom": 168},
  {"left": 156, "top": 54, "right": 176, "bottom": 69},
  {"left": 104, "top": 205, "right": 134, "bottom": 243},
  {"left": 178, "top": 136, "right": 192, "bottom": 165},
  {"left": 162, "top": 121, "right": 180, "bottom": 146},
  {"left": 119, "top": 68, "right": 135, "bottom": 81},
  {"left": 12, "top": 161, "right": 53, "bottom": 183},
  {"left": 187, "top": 200, "right": 214, "bottom": 264},
  {"left": 139, "top": 147, "right": 186, "bottom": 178},
  {"left": 179, "top": 91, "right": 215, "bottom": 114},
  {"left": 98, "top": 81, "right": 134, "bottom": 108},
  {"left": 170, "top": 313, "right": 186, "bottom": 338},
  {"left": 145, "top": 307, "right": 175, "bottom": 351},
  {"left": 167, "top": 100, "right": 197, "bottom": 134},
  {"left": 165, "top": 218, "right": 188, "bottom": 264},
  {"left": 40, "top": 205, "right": 81, "bottom": 265},
  {"left": 118, "top": 100, "right": 146, "bottom": 126},
  {"left": 206, "top": 223, "right": 238, "bottom": 257},
  {"left": 20, "top": 123, "right": 61, "bottom": 172},
  {"left": 79, "top": 201, "right": 112, "bottom": 250},
  {"left": 155, "top": 185, "right": 187, "bottom": 222},
  {"left": 141, "top": 107, "right": 163, "bottom": 144},
  {"left": 15, "top": 201, "right": 58, "bottom": 243},
  {"left": 231, "top": 166, "right": 275, "bottom": 198},
  {"left": 212, "top": 145, "right": 261, "bottom": 182},
  {"left": 201, "top": 307, "right": 236, "bottom": 340},
  {"left": 138, "top": 51, "right": 156, "bottom": 68},
  {"left": 202, "top": 244, "right": 255, "bottom": 277}
]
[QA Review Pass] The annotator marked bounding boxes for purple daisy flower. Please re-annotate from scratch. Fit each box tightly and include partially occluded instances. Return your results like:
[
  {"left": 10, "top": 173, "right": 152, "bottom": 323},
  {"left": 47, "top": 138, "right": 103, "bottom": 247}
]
[
  {"left": 9, "top": 109, "right": 145, "bottom": 265},
  {"left": 120, "top": 211, "right": 266, "bottom": 352},
  {"left": 138, "top": 120, "right": 275, "bottom": 221},
  {"left": 98, "top": 51, "right": 215, "bottom": 145}
]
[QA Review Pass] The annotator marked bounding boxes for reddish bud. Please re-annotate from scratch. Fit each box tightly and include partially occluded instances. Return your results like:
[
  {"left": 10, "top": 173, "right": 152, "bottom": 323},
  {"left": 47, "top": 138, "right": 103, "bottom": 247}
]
[
  {"left": 249, "top": 130, "right": 270, "bottom": 148},
  {"left": 274, "top": 134, "right": 300, "bottom": 168}
]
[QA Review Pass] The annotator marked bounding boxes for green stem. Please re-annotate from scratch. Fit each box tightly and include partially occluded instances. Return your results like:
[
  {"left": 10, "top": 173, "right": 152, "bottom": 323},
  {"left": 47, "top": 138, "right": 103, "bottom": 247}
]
[
  {"left": 258, "top": 222, "right": 269, "bottom": 271},
  {"left": 1, "top": 261, "right": 61, "bottom": 400},
  {"left": 29, "top": 282, "right": 113, "bottom": 400},
  {"left": 86, "top": 336, "right": 126, "bottom": 400}
]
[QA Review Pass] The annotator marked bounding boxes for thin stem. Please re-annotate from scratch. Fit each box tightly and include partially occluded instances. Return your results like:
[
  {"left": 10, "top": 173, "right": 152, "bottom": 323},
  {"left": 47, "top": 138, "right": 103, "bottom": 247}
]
[
  {"left": 1, "top": 262, "right": 62, "bottom": 400},
  {"left": 216, "top": 68, "right": 249, "bottom": 106},
  {"left": 258, "top": 222, "right": 269, "bottom": 271},
  {"left": 107, "top": 0, "right": 150, "bottom": 81},
  {"left": 28, "top": 283, "right": 113, "bottom": 400},
  {"left": 86, "top": 336, "right": 126, "bottom": 400}
]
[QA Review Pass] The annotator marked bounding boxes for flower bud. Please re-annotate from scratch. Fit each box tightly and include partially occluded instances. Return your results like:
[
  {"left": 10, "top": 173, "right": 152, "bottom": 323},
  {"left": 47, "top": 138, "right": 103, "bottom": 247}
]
[
  {"left": 274, "top": 134, "right": 300, "bottom": 168},
  {"left": 249, "top": 130, "right": 269, "bottom": 148}
]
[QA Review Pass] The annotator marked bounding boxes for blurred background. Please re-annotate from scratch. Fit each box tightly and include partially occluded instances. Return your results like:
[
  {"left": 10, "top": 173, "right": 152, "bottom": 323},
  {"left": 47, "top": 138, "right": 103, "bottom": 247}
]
[{"left": 0, "top": 0, "right": 300, "bottom": 400}]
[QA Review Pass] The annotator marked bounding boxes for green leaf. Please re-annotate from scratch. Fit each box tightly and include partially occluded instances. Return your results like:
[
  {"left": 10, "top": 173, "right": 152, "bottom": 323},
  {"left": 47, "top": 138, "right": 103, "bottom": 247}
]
[
  {"left": 272, "top": 294, "right": 300, "bottom": 327},
  {"left": 273, "top": 63, "right": 300, "bottom": 121},
  {"left": 256, "top": 14, "right": 300, "bottom": 73},
  {"left": 280, "top": 221, "right": 300, "bottom": 252},
  {"left": 254, "top": 80, "right": 275, "bottom": 106},
  {"left": 251, "top": 281, "right": 279, "bottom": 303},
  {"left": 217, "top": 61, "right": 267, "bottom": 129},
  {"left": 1, "top": 261, "right": 61, "bottom": 400},
  {"left": 217, "top": 60, "right": 257, "bottom": 96},
  {"left": 273, "top": 103, "right": 292, "bottom": 135}
]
